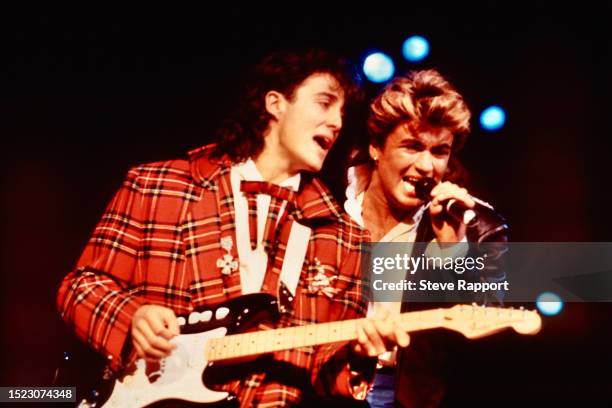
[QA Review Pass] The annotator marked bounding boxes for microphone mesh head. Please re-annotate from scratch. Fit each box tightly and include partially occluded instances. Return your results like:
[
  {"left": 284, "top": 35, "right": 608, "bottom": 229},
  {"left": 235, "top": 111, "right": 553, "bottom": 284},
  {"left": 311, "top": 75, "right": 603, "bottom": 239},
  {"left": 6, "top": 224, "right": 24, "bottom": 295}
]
[{"left": 414, "top": 178, "right": 436, "bottom": 200}]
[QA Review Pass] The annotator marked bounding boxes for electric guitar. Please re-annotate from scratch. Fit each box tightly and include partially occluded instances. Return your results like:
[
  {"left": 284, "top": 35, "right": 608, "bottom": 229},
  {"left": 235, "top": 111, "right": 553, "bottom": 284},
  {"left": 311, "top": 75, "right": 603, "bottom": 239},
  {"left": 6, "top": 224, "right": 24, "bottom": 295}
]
[{"left": 70, "top": 293, "right": 541, "bottom": 407}]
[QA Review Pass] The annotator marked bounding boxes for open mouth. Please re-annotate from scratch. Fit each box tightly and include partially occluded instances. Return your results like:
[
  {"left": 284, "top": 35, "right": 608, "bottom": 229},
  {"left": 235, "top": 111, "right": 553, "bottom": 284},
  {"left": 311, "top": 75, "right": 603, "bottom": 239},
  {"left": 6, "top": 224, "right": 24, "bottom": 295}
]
[
  {"left": 404, "top": 176, "right": 436, "bottom": 200},
  {"left": 313, "top": 135, "right": 332, "bottom": 151},
  {"left": 401, "top": 176, "right": 421, "bottom": 195},
  {"left": 402, "top": 176, "right": 422, "bottom": 185}
]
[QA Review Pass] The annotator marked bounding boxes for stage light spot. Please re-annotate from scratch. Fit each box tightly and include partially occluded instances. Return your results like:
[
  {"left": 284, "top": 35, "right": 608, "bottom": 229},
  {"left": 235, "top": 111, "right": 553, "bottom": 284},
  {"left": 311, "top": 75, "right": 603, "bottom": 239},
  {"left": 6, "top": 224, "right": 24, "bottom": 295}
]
[
  {"left": 480, "top": 105, "right": 506, "bottom": 131},
  {"left": 363, "top": 52, "right": 395, "bottom": 83},
  {"left": 536, "top": 292, "right": 564, "bottom": 316},
  {"left": 402, "top": 36, "right": 430, "bottom": 62}
]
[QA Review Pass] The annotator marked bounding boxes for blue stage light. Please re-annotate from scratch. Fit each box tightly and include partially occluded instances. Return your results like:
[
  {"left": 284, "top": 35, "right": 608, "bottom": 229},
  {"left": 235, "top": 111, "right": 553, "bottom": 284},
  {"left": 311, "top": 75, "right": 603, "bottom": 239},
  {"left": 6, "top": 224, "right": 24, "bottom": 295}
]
[
  {"left": 480, "top": 105, "right": 506, "bottom": 131},
  {"left": 402, "top": 36, "right": 430, "bottom": 62},
  {"left": 536, "top": 292, "right": 564, "bottom": 316},
  {"left": 363, "top": 52, "right": 395, "bottom": 83}
]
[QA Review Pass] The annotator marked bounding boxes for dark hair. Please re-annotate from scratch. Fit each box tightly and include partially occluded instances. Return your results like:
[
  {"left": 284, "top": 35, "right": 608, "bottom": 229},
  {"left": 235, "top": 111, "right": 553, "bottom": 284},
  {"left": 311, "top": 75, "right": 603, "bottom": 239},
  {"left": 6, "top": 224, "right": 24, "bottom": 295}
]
[{"left": 210, "top": 48, "right": 362, "bottom": 162}]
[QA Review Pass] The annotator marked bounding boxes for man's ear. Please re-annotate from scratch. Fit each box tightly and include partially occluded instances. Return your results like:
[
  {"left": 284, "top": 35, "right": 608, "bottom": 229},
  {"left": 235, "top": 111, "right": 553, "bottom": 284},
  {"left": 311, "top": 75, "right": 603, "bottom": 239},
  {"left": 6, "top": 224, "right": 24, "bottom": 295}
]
[
  {"left": 369, "top": 144, "right": 381, "bottom": 162},
  {"left": 265, "top": 90, "right": 286, "bottom": 121}
]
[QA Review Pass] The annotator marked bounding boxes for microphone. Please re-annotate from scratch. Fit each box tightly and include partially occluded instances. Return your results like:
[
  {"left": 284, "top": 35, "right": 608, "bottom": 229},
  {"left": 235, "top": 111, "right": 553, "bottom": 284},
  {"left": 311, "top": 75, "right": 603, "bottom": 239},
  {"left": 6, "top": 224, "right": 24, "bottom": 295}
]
[{"left": 414, "top": 178, "right": 479, "bottom": 226}]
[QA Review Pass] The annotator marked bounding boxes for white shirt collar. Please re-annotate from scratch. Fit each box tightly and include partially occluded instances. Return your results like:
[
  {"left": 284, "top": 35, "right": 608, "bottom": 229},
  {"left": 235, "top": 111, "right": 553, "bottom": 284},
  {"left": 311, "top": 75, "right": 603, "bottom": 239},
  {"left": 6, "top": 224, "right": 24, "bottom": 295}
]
[{"left": 236, "top": 158, "right": 301, "bottom": 191}]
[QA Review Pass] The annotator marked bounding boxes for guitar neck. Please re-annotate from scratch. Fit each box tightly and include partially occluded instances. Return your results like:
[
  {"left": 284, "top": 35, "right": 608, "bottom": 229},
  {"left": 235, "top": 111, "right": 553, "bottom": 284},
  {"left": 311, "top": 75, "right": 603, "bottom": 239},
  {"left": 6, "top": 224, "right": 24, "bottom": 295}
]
[{"left": 205, "top": 309, "right": 444, "bottom": 362}]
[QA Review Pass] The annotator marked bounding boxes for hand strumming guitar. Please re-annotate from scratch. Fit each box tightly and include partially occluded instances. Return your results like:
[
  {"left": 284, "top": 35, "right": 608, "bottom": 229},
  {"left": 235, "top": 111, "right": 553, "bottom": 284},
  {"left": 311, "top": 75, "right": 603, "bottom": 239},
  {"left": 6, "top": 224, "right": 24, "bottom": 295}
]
[{"left": 131, "top": 305, "right": 180, "bottom": 362}]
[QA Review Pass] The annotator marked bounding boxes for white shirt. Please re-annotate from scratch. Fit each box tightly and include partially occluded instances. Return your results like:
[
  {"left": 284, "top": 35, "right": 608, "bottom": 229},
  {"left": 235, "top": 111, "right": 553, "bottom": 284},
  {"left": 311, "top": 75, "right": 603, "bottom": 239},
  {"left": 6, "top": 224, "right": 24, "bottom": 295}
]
[
  {"left": 230, "top": 159, "right": 301, "bottom": 294},
  {"left": 344, "top": 165, "right": 467, "bottom": 365}
]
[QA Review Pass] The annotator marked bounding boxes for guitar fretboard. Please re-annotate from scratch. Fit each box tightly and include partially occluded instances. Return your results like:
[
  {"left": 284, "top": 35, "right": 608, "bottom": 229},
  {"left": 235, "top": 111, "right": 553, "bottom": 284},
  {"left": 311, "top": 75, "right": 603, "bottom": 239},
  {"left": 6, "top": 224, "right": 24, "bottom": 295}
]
[{"left": 205, "top": 309, "right": 444, "bottom": 361}]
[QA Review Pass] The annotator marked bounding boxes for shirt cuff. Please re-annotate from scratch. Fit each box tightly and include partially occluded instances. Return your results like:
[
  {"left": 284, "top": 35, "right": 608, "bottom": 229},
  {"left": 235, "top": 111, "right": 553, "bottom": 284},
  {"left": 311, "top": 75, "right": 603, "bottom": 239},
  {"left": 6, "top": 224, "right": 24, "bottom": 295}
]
[{"left": 427, "top": 236, "right": 469, "bottom": 259}]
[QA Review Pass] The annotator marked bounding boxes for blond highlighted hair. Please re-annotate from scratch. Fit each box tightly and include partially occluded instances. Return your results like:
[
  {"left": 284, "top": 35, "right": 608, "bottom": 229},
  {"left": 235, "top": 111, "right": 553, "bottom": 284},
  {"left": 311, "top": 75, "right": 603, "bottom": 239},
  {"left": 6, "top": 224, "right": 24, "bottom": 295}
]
[{"left": 367, "top": 69, "right": 471, "bottom": 150}]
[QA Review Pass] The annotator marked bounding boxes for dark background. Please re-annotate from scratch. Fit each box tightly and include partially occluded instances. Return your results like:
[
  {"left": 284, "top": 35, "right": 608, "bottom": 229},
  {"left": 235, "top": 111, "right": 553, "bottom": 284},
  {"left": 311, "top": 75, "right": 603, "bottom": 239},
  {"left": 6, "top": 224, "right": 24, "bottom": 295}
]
[{"left": 1, "top": 2, "right": 611, "bottom": 403}]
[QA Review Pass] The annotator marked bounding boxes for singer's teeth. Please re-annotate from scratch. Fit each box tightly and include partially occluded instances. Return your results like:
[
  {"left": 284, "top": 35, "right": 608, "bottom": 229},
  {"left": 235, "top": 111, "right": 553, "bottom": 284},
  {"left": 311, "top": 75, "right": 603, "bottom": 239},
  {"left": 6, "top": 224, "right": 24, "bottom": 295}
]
[
  {"left": 402, "top": 177, "right": 415, "bottom": 189},
  {"left": 403, "top": 180, "right": 415, "bottom": 193}
]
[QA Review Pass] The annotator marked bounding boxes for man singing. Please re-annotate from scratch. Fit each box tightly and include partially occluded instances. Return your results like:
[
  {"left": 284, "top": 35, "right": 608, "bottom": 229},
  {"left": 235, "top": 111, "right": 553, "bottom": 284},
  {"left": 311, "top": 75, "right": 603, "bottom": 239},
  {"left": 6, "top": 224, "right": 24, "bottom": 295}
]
[{"left": 57, "top": 49, "right": 408, "bottom": 407}]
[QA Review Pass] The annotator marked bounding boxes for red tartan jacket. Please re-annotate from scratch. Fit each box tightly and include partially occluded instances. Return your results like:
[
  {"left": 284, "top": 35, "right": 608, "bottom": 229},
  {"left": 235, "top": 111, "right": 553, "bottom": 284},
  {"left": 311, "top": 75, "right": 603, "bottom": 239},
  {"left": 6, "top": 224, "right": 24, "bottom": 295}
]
[{"left": 57, "top": 145, "right": 373, "bottom": 406}]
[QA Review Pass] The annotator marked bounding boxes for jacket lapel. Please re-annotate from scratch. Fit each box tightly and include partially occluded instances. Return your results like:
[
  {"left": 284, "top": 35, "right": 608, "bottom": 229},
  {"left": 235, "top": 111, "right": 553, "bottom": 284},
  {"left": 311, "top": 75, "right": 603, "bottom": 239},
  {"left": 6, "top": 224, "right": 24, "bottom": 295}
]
[{"left": 188, "top": 145, "right": 242, "bottom": 301}]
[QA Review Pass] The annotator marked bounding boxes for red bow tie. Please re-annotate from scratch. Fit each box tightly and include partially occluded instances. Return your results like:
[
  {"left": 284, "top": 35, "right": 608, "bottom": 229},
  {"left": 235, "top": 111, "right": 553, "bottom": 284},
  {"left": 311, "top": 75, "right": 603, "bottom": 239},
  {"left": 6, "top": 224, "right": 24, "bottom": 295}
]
[{"left": 240, "top": 180, "right": 296, "bottom": 252}]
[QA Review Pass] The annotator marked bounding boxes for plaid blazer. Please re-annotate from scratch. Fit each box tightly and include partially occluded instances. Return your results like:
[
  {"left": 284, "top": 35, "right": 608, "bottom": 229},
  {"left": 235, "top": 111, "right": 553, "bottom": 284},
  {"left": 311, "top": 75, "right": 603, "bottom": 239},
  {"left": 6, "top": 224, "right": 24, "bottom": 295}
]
[{"left": 57, "top": 144, "right": 372, "bottom": 406}]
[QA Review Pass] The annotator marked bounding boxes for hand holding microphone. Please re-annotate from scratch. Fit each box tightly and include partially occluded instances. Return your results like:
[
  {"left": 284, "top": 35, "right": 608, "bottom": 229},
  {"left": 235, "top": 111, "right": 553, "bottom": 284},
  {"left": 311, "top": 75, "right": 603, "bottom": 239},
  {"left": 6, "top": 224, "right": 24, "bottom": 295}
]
[{"left": 414, "top": 178, "right": 478, "bottom": 227}]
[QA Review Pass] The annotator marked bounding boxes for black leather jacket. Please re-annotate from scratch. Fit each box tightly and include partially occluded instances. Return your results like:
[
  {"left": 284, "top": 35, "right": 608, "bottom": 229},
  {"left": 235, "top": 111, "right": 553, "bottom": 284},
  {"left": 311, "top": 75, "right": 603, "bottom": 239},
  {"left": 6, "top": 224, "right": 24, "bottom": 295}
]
[{"left": 395, "top": 202, "right": 509, "bottom": 407}]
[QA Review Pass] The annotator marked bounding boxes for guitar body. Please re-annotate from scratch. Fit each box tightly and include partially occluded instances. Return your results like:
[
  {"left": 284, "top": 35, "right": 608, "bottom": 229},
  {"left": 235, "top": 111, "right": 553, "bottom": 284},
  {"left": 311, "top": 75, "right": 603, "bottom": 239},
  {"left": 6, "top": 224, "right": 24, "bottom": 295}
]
[{"left": 64, "top": 293, "right": 280, "bottom": 407}]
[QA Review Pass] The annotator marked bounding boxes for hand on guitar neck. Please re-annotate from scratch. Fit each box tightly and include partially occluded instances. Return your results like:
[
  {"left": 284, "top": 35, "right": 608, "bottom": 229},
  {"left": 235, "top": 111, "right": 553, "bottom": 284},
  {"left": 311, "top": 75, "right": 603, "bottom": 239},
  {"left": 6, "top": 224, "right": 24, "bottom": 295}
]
[{"left": 353, "top": 307, "right": 410, "bottom": 357}]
